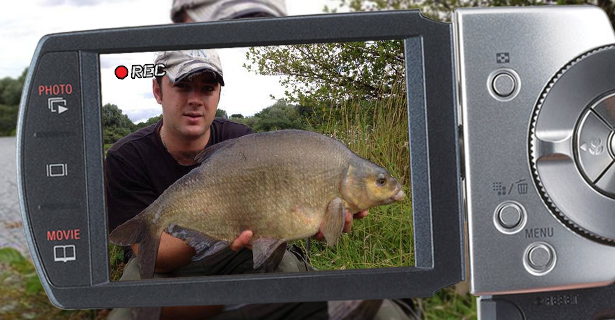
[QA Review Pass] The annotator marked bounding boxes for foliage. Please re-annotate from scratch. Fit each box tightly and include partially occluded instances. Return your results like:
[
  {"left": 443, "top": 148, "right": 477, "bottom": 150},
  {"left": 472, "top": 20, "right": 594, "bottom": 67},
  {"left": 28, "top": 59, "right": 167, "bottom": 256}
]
[
  {"left": 245, "top": 40, "right": 405, "bottom": 120},
  {"left": 0, "top": 247, "right": 107, "bottom": 319},
  {"left": 418, "top": 287, "right": 477, "bottom": 320},
  {"left": 134, "top": 114, "right": 162, "bottom": 131},
  {"left": 0, "top": 104, "right": 19, "bottom": 136},
  {"left": 102, "top": 103, "right": 136, "bottom": 145},
  {"left": 236, "top": 100, "right": 309, "bottom": 132},
  {"left": 216, "top": 108, "right": 228, "bottom": 118},
  {"left": 0, "top": 68, "right": 27, "bottom": 137},
  {"left": 330, "top": 0, "right": 614, "bottom": 27}
]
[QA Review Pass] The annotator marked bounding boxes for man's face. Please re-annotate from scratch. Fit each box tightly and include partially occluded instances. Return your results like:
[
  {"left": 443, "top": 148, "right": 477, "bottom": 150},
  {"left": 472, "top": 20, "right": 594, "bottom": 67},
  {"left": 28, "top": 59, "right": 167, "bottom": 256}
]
[{"left": 153, "top": 72, "right": 221, "bottom": 141}]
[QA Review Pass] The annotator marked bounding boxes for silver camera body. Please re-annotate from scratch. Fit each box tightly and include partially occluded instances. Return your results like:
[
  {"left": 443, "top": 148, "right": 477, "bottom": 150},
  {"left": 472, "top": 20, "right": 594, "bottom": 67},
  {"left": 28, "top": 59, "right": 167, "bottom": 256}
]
[{"left": 457, "top": 6, "right": 615, "bottom": 295}]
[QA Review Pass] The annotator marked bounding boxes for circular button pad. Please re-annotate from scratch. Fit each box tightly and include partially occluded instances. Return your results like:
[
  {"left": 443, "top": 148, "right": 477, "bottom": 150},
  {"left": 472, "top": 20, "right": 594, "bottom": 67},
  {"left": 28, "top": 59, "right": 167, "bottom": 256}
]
[
  {"left": 575, "top": 95, "right": 615, "bottom": 196},
  {"left": 530, "top": 45, "right": 615, "bottom": 243}
]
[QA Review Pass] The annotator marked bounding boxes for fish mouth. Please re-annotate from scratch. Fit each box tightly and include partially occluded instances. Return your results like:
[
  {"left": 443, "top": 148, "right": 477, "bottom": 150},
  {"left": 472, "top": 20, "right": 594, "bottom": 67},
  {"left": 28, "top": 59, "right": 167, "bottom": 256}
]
[{"left": 391, "top": 187, "right": 406, "bottom": 202}]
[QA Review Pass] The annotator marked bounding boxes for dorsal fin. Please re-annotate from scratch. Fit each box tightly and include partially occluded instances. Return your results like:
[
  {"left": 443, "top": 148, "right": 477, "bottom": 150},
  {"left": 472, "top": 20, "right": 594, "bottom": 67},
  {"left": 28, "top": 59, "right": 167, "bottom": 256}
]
[{"left": 194, "top": 137, "right": 240, "bottom": 164}]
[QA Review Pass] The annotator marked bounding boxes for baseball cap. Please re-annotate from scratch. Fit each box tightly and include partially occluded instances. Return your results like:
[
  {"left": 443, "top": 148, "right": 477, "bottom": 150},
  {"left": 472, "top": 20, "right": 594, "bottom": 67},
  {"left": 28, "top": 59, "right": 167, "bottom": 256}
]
[
  {"left": 171, "top": 0, "right": 287, "bottom": 23},
  {"left": 154, "top": 49, "right": 224, "bottom": 85}
]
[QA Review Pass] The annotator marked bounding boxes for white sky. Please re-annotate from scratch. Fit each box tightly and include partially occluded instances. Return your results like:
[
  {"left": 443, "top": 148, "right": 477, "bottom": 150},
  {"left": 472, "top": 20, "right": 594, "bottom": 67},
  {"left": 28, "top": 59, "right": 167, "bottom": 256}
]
[{"left": 0, "top": 0, "right": 345, "bottom": 122}]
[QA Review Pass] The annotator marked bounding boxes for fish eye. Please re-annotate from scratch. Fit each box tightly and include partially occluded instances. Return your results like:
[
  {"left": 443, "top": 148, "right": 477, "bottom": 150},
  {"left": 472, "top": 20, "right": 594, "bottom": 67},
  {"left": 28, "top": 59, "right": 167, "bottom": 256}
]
[{"left": 376, "top": 176, "right": 387, "bottom": 186}]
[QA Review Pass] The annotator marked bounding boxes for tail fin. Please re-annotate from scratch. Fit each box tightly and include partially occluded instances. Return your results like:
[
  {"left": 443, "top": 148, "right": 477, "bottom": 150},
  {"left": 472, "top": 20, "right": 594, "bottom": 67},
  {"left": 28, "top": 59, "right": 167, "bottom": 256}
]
[{"left": 109, "top": 214, "right": 161, "bottom": 279}]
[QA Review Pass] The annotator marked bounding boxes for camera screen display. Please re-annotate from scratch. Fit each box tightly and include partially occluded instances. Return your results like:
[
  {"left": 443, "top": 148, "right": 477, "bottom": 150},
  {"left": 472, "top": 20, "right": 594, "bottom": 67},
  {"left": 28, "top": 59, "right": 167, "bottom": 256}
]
[{"left": 100, "top": 40, "right": 413, "bottom": 281}]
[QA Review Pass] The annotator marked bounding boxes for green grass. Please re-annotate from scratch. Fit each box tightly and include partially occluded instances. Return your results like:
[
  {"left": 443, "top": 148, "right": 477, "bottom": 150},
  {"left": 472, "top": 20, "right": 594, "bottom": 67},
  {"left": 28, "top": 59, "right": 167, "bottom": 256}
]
[
  {"left": 419, "top": 287, "right": 477, "bottom": 320},
  {"left": 0, "top": 247, "right": 109, "bottom": 320},
  {"left": 301, "top": 77, "right": 478, "bottom": 319}
]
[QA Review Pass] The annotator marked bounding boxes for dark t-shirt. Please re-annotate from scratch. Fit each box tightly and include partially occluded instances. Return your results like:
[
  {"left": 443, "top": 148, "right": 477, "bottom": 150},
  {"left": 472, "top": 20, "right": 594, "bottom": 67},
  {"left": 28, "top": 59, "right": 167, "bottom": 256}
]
[{"left": 105, "top": 118, "right": 252, "bottom": 232}]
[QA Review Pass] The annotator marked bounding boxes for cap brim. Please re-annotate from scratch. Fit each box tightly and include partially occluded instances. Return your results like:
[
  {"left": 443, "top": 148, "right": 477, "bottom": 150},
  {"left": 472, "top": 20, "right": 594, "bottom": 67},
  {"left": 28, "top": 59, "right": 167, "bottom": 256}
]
[{"left": 167, "top": 64, "right": 224, "bottom": 86}]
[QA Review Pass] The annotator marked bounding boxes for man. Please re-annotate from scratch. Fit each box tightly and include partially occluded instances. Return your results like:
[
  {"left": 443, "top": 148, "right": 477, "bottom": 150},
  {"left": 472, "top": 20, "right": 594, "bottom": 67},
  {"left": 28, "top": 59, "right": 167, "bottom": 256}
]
[
  {"left": 106, "top": 49, "right": 353, "bottom": 319},
  {"left": 170, "top": 0, "right": 287, "bottom": 22}
]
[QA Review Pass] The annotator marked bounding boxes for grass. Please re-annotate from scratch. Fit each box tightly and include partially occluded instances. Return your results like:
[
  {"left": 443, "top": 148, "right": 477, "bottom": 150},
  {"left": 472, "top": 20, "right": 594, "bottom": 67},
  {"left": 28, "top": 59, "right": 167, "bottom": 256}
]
[
  {"left": 0, "top": 247, "right": 110, "bottom": 320},
  {"left": 299, "top": 77, "right": 477, "bottom": 319}
]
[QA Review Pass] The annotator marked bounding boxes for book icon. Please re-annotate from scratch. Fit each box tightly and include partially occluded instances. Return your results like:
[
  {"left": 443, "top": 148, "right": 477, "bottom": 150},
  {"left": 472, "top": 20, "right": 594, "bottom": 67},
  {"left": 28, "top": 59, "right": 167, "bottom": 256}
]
[{"left": 53, "top": 245, "right": 76, "bottom": 263}]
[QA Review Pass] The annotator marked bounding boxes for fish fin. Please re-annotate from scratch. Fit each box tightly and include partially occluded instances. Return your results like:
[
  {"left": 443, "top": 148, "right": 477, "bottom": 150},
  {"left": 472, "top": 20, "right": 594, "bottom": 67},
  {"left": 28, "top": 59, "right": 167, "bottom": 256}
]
[
  {"left": 328, "top": 300, "right": 383, "bottom": 320},
  {"left": 194, "top": 137, "right": 240, "bottom": 164},
  {"left": 321, "top": 197, "right": 346, "bottom": 247},
  {"left": 254, "top": 242, "right": 287, "bottom": 273},
  {"left": 166, "top": 225, "right": 229, "bottom": 261},
  {"left": 109, "top": 215, "right": 160, "bottom": 279},
  {"left": 251, "top": 238, "right": 286, "bottom": 270}
]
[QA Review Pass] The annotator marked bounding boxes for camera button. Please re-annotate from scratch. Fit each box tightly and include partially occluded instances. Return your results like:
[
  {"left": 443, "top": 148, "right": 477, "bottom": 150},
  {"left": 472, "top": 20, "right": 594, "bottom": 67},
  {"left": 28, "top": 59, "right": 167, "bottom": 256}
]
[
  {"left": 524, "top": 242, "right": 556, "bottom": 276},
  {"left": 595, "top": 160, "right": 615, "bottom": 194},
  {"left": 576, "top": 110, "right": 614, "bottom": 182},
  {"left": 492, "top": 73, "right": 516, "bottom": 97},
  {"left": 494, "top": 201, "right": 526, "bottom": 234},
  {"left": 498, "top": 203, "right": 522, "bottom": 228}
]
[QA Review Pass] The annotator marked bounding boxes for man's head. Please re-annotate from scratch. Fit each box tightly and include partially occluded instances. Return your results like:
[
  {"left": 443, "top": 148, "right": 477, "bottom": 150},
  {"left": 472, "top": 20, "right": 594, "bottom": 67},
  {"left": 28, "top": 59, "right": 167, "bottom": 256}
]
[
  {"left": 153, "top": 49, "right": 224, "bottom": 141},
  {"left": 171, "top": 0, "right": 287, "bottom": 23}
]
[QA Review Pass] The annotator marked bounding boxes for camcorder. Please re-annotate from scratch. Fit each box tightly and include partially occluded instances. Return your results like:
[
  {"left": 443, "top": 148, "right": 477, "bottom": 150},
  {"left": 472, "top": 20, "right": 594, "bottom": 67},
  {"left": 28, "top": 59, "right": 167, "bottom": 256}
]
[{"left": 16, "top": 5, "right": 615, "bottom": 319}]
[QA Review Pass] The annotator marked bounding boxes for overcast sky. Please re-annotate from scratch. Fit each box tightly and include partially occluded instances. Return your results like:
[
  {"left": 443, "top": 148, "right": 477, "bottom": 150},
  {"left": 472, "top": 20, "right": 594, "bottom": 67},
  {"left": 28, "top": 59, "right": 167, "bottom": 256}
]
[{"left": 0, "top": 0, "right": 344, "bottom": 122}]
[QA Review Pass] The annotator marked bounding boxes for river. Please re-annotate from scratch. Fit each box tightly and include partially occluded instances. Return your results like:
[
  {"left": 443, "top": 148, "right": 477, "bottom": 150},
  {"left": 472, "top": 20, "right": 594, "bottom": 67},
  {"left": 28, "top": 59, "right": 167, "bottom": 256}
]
[{"left": 0, "top": 136, "right": 28, "bottom": 254}]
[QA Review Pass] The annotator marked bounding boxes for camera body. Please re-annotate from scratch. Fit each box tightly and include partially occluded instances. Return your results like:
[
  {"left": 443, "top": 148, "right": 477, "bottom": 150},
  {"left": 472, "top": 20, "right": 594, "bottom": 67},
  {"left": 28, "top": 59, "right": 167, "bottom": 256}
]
[
  {"left": 456, "top": 7, "right": 615, "bottom": 295},
  {"left": 16, "top": 4, "right": 615, "bottom": 318},
  {"left": 454, "top": 7, "right": 615, "bottom": 295}
]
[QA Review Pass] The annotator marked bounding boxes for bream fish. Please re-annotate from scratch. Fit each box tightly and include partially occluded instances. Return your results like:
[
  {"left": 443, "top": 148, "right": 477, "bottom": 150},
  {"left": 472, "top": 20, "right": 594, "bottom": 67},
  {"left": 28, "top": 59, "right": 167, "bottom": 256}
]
[{"left": 109, "top": 129, "right": 406, "bottom": 279}]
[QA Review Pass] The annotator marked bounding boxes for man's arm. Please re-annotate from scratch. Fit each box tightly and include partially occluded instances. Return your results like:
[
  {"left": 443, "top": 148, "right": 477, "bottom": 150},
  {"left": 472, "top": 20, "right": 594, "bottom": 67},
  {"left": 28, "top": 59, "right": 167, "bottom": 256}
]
[{"left": 131, "top": 230, "right": 254, "bottom": 273}]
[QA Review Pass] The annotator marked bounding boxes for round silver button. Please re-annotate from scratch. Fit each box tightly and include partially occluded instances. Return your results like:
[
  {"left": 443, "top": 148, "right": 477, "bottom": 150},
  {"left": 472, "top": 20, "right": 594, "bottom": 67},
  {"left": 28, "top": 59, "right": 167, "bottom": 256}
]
[
  {"left": 524, "top": 242, "right": 556, "bottom": 276},
  {"left": 492, "top": 73, "right": 516, "bottom": 97},
  {"left": 493, "top": 201, "right": 526, "bottom": 234},
  {"left": 528, "top": 245, "right": 551, "bottom": 269},
  {"left": 498, "top": 203, "right": 522, "bottom": 229},
  {"left": 488, "top": 69, "right": 521, "bottom": 101}
]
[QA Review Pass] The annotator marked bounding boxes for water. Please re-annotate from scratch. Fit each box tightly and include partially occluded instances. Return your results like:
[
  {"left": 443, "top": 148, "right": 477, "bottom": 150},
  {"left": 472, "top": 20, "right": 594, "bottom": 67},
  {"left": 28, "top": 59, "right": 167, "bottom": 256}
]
[{"left": 0, "top": 136, "right": 28, "bottom": 253}]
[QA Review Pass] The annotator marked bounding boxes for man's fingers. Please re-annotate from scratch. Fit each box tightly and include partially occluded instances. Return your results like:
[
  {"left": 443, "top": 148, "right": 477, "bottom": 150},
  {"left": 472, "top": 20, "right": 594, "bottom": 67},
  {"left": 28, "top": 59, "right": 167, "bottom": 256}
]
[
  {"left": 343, "top": 211, "right": 353, "bottom": 233},
  {"left": 230, "top": 230, "right": 253, "bottom": 252},
  {"left": 354, "top": 210, "right": 369, "bottom": 220}
]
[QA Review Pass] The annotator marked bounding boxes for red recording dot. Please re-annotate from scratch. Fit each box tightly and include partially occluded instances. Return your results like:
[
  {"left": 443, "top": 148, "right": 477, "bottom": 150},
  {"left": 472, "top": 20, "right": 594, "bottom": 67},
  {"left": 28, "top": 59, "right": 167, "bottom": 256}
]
[{"left": 115, "top": 66, "right": 128, "bottom": 79}]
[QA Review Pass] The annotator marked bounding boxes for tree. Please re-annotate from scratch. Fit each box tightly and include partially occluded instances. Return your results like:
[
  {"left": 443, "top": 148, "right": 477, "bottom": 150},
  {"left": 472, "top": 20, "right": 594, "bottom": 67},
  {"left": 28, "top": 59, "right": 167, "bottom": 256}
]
[
  {"left": 102, "top": 103, "right": 136, "bottom": 145},
  {"left": 236, "top": 100, "right": 308, "bottom": 132},
  {"left": 135, "top": 115, "right": 162, "bottom": 130},
  {"left": 215, "top": 109, "right": 228, "bottom": 118},
  {"left": 0, "top": 68, "right": 27, "bottom": 136},
  {"left": 245, "top": 40, "right": 404, "bottom": 111},
  {"left": 0, "top": 104, "right": 19, "bottom": 136},
  {"left": 329, "top": 0, "right": 613, "bottom": 26}
]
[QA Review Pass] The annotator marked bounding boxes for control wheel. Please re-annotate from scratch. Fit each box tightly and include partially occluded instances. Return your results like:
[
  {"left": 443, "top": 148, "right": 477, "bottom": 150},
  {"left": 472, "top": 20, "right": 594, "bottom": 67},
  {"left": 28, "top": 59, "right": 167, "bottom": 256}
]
[{"left": 530, "top": 45, "right": 615, "bottom": 243}]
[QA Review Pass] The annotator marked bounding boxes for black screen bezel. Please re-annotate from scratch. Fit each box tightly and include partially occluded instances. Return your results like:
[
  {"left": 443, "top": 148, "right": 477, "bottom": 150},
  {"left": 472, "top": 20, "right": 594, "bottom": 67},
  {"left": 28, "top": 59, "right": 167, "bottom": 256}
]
[{"left": 18, "top": 10, "right": 464, "bottom": 308}]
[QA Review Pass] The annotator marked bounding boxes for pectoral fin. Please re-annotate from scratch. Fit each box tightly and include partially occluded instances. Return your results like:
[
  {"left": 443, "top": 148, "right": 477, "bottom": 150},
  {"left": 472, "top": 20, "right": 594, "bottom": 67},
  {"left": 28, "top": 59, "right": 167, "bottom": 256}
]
[
  {"left": 251, "top": 238, "right": 286, "bottom": 270},
  {"left": 321, "top": 197, "right": 345, "bottom": 247},
  {"left": 167, "top": 224, "right": 229, "bottom": 261}
]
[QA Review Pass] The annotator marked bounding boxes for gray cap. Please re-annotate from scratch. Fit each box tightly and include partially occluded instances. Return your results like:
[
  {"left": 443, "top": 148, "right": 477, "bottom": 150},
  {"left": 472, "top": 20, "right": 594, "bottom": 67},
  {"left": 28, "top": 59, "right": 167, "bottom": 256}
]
[
  {"left": 171, "top": 0, "right": 287, "bottom": 23},
  {"left": 154, "top": 49, "right": 224, "bottom": 85}
]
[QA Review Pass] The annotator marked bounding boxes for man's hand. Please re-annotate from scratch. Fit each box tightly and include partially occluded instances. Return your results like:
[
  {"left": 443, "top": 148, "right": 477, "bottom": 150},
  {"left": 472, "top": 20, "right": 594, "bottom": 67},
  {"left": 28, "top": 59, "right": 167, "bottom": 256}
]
[
  {"left": 312, "top": 210, "right": 369, "bottom": 241},
  {"left": 230, "top": 230, "right": 253, "bottom": 251},
  {"left": 228, "top": 210, "right": 369, "bottom": 251}
]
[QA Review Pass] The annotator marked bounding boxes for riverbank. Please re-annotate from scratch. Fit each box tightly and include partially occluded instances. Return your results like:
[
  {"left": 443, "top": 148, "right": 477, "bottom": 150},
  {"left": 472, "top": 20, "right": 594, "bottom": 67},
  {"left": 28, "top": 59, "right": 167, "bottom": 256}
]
[{"left": 0, "top": 137, "right": 27, "bottom": 254}]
